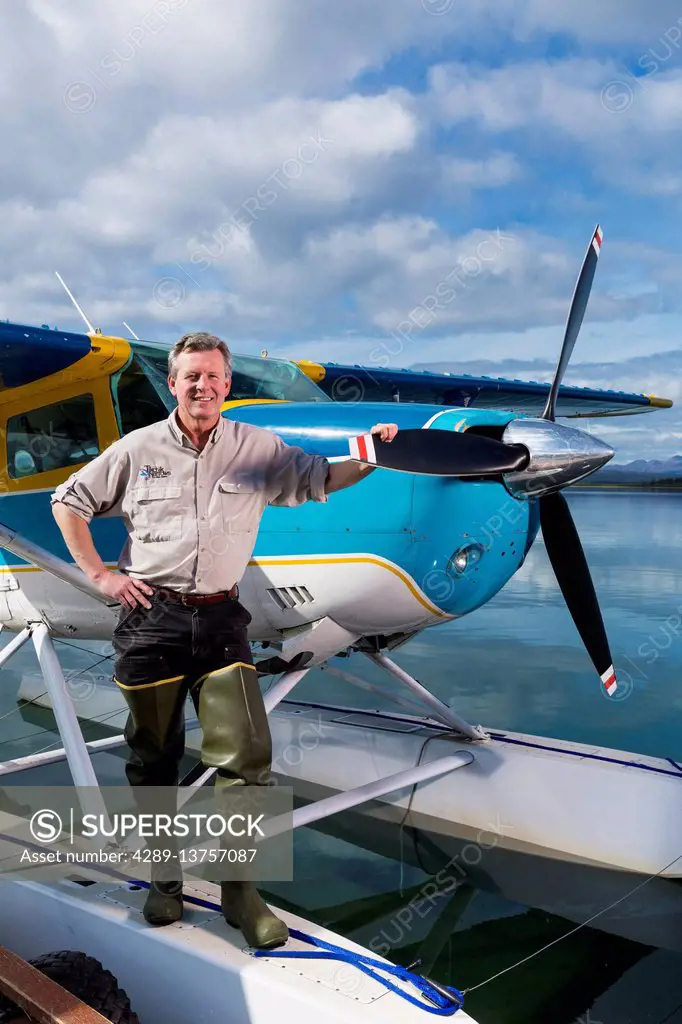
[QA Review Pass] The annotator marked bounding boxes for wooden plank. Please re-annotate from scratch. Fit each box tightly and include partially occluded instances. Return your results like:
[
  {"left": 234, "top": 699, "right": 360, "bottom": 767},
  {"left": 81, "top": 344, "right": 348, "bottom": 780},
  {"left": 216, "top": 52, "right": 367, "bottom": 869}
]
[{"left": 0, "top": 947, "right": 109, "bottom": 1023}]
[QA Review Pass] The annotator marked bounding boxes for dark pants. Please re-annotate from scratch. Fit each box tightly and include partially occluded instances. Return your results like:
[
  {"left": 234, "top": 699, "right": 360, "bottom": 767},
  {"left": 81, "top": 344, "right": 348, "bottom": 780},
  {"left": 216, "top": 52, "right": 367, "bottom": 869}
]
[{"left": 111, "top": 591, "right": 270, "bottom": 790}]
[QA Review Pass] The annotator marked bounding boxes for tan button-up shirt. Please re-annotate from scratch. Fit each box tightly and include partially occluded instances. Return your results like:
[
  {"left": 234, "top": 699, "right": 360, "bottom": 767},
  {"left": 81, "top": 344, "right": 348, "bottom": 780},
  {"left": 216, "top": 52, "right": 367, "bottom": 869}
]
[{"left": 51, "top": 411, "right": 330, "bottom": 593}]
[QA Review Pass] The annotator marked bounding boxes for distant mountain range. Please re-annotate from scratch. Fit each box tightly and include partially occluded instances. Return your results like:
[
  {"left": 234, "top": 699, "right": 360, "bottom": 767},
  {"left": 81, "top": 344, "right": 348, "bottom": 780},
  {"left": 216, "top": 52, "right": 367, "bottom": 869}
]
[{"left": 590, "top": 455, "right": 682, "bottom": 485}]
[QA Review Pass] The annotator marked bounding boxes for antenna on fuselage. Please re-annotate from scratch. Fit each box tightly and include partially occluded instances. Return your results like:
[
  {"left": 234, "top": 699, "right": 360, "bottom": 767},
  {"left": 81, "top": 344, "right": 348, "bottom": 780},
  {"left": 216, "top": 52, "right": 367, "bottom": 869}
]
[
  {"left": 54, "top": 271, "right": 99, "bottom": 334},
  {"left": 123, "top": 321, "right": 140, "bottom": 340}
]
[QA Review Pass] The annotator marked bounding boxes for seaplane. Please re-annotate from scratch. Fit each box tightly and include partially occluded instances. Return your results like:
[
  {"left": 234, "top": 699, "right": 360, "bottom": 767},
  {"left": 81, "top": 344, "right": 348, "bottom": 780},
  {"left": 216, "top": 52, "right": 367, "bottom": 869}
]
[{"left": 0, "top": 224, "right": 678, "bottom": 1021}]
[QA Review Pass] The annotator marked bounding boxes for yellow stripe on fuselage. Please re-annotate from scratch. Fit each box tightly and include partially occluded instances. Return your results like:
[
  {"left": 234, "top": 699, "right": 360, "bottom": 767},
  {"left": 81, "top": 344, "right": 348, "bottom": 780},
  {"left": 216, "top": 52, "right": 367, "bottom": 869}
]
[
  {"left": 2, "top": 555, "right": 450, "bottom": 619},
  {"left": 252, "top": 554, "right": 450, "bottom": 618},
  {"left": 220, "top": 399, "right": 285, "bottom": 413}
]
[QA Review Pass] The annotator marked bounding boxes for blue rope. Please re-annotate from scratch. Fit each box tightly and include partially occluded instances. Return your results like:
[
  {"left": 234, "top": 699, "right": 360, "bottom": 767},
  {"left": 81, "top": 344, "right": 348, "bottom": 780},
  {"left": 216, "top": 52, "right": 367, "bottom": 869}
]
[{"left": 253, "top": 927, "right": 464, "bottom": 1015}]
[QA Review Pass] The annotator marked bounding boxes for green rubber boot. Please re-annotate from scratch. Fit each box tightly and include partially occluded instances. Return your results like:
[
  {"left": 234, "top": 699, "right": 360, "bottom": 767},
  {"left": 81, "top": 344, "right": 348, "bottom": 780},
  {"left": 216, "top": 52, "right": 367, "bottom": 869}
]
[
  {"left": 144, "top": 875, "right": 184, "bottom": 927},
  {"left": 194, "top": 661, "right": 272, "bottom": 785},
  {"left": 195, "top": 663, "right": 288, "bottom": 948},
  {"left": 118, "top": 676, "right": 187, "bottom": 926},
  {"left": 221, "top": 881, "right": 288, "bottom": 949}
]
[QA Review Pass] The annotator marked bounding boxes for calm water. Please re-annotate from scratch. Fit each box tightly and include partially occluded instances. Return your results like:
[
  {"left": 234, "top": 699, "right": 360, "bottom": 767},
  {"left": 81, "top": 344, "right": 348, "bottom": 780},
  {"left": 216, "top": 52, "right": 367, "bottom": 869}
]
[{"left": 1, "top": 490, "right": 681, "bottom": 1023}]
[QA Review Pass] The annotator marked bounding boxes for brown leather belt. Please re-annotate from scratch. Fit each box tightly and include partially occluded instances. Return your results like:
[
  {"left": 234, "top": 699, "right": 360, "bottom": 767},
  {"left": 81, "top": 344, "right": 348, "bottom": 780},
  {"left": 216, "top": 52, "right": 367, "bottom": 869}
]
[{"left": 156, "top": 584, "right": 238, "bottom": 606}]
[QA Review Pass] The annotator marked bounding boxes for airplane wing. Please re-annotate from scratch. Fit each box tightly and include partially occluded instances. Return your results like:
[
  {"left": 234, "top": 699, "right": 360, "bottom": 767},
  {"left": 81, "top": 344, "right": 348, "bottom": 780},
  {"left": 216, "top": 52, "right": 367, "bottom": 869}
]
[
  {"left": 0, "top": 319, "right": 671, "bottom": 419},
  {"left": 295, "top": 360, "right": 673, "bottom": 418}
]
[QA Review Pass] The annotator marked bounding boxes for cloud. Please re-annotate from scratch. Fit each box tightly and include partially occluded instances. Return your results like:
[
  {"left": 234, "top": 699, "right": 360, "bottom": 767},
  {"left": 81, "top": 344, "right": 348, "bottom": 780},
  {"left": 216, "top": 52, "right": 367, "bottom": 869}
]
[
  {"left": 513, "top": 0, "right": 682, "bottom": 46},
  {"left": 441, "top": 152, "right": 522, "bottom": 188},
  {"left": 429, "top": 58, "right": 682, "bottom": 195},
  {"left": 428, "top": 0, "right": 682, "bottom": 47},
  {"left": 430, "top": 57, "right": 682, "bottom": 137},
  {"left": 56, "top": 91, "right": 417, "bottom": 249},
  {"left": 26, "top": 0, "right": 458, "bottom": 101}
]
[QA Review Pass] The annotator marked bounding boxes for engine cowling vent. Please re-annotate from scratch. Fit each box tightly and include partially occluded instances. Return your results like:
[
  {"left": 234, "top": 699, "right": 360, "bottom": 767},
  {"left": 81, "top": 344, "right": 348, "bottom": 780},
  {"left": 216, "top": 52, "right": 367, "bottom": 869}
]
[{"left": 267, "top": 586, "right": 315, "bottom": 610}]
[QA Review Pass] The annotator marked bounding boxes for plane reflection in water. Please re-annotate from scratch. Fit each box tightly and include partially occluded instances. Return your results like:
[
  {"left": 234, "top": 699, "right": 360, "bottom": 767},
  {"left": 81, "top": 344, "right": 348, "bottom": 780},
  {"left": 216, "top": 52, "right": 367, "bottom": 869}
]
[{"left": 264, "top": 811, "right": 682, "bottom": 1024}]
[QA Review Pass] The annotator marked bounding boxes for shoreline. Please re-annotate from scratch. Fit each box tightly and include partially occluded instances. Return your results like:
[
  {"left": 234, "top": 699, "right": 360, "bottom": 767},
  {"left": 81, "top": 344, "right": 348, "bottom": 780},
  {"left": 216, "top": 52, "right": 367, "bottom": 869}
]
[{"left": 572, "top": 483, "right": 682, "bottom": 492}]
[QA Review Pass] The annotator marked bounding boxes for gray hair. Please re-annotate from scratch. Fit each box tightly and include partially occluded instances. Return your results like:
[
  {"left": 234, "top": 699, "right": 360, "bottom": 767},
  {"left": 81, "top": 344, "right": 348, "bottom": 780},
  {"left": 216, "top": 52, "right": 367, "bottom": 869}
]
[{"left": 168, "top": 332, "right": 232, "bottom": 379}]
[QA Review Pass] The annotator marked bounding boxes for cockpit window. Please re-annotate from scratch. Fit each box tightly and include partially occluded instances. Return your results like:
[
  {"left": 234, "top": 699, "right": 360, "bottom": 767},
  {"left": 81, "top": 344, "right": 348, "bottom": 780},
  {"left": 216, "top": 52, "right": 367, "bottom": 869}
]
[
  {"left": 111, "top": 354, "right": 174, "bottom": 435},
  {"left": 129, "top": 341, "right": 330, "bottom": 404},
  {"left": 7, "top": 394, "right": 99, "bottom": 478},
  {"left": 229, "top": 353, "right": 330, "bottom": 403}
]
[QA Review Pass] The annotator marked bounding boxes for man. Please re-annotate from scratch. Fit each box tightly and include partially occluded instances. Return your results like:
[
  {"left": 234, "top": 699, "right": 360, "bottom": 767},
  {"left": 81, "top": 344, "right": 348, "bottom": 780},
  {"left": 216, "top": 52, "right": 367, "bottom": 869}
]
[{"left": 51, "top": 331, "right": 397, "bottom": 949}]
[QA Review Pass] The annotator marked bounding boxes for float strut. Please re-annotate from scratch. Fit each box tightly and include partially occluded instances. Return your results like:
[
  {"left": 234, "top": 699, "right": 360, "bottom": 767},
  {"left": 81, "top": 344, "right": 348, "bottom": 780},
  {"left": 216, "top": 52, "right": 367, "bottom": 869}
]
[{"left": 365, "top": 652, "right": 488, "bottom": 741}]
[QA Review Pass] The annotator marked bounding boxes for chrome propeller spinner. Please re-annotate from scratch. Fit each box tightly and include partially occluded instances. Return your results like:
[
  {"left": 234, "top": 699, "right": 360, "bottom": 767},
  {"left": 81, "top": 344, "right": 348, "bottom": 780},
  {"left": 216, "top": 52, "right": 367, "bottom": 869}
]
[{"left": 501, "top": 417, "right": 614, "bottom": 498}]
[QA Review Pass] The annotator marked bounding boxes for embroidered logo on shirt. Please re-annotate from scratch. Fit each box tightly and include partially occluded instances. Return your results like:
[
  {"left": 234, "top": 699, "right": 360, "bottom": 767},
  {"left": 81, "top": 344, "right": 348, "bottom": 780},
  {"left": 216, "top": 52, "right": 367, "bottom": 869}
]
[{"left": 139, "top": 465, "right": 172, "bottom": 479}]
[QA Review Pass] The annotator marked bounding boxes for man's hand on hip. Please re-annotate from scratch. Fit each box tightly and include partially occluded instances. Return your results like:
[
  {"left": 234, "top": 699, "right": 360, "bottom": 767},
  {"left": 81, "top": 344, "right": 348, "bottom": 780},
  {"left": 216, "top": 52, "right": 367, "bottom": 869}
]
[{"left": 93, "top": 570, "right": 154, "bottom": 610}]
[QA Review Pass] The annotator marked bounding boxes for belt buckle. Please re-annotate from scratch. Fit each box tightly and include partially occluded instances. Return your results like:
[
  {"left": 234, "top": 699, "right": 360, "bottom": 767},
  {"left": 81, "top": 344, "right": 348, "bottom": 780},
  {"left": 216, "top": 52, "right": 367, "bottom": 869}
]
[{"left": 180, "top": 593, "right": 192, "bottom": 606}]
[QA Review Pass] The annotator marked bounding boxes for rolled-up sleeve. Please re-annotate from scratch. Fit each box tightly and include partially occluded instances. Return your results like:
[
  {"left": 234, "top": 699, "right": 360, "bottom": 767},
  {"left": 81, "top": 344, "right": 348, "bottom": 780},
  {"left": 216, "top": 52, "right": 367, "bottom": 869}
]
[
  {"left": 51, "top": 442, "right": 129, "bottom": 522},
  {"left": 267, "top": 436, "right": 329, "bottom": 507}
]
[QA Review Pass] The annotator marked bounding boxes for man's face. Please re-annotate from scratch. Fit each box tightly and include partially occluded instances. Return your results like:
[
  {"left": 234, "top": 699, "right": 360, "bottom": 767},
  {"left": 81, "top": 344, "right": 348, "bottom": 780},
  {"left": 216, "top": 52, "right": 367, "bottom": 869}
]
[{"left": 169, "top": 349, "right": 231, "bottom": 426}]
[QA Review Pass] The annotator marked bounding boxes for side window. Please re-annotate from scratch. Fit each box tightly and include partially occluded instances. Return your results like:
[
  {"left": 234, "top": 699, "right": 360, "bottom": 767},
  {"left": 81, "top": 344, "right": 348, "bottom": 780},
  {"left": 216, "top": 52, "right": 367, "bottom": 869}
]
[
  {"left": 112, "top": 355, "right": 171, "bottom": 435},
  {"left": 7, "top": 394, "right": 99, "bottom": 479}
]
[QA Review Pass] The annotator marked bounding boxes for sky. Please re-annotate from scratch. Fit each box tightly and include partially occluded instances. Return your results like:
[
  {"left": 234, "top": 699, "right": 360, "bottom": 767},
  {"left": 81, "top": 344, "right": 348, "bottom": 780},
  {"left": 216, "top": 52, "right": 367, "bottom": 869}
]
[{"left": 2, "top": 0, "right": 682, "bottom": 461}]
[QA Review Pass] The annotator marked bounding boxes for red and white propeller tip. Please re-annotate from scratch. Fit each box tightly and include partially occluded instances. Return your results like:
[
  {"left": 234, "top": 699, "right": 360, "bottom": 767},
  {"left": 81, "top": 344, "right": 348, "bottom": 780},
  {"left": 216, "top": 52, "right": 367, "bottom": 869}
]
[
  {"left": 591, "top": 225, "right": 603, "bottom": 256},
  {"left": 349, "top": 424, "right": 397, "bottom": 462},
  {"left": 349, "top": 433, "right": 378, "bottom": 464},
  {"left": 601, "top": 664, "right": 617, "bottom": 697}
]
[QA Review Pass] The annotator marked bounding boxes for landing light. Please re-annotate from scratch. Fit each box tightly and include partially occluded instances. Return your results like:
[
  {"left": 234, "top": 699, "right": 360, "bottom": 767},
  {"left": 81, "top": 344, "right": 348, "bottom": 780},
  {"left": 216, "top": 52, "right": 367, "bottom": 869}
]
[{"left": 447, "top": 543, "right": 484, "bottom": 577}]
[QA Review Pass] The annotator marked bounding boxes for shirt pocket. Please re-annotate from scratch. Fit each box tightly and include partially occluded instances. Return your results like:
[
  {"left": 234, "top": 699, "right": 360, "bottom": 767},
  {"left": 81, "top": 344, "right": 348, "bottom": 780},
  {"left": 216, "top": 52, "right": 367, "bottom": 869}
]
[
  {"left": 128, "top": 485, "right": 184, "bottom": 543},
  {"left": 217, "top": 479, "right": 264, "bottom": 534}
]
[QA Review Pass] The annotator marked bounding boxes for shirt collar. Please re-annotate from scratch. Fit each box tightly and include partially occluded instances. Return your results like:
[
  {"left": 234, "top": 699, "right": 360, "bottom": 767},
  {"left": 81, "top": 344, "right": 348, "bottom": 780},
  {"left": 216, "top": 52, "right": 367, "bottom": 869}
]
[
  {"left": 210, "top": 414, "right": 226, "bottom": 444},
  {"left": 167, "top": 409, "right": 226, "bottom": 449}
]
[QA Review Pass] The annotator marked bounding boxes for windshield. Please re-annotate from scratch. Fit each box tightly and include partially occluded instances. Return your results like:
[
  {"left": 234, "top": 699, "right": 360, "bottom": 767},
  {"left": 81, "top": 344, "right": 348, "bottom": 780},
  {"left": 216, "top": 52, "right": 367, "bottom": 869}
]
[{"left": 130, "top": 341, "right": 330, "bottom": 404}]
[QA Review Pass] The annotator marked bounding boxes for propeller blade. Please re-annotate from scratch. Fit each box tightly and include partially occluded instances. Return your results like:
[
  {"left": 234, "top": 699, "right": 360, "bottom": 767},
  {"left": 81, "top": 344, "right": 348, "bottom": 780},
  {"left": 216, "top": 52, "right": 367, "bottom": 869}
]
[
  {"left": 540, "top": 491, "right": 617, "bottom": 696},
  {"left": 542, "top": 225, "right": 603, "bottom": 422},
  {"left": 347, "top": 428, "right": 529, "bottom": 477}
]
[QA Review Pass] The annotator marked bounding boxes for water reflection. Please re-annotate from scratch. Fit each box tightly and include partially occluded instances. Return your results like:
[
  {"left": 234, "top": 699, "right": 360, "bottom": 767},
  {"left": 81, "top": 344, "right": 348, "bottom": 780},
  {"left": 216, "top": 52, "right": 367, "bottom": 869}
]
[{"left": 266, "top": 812, "right": 682, "bottom": 1024}]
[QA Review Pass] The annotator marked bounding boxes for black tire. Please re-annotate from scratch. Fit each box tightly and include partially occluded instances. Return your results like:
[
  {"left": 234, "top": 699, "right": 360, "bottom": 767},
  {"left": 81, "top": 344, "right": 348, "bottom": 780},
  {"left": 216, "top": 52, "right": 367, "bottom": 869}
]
[{"left": 0, "top": 950, "right": 141, "bottom": 1023}]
